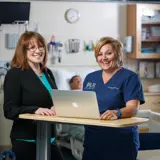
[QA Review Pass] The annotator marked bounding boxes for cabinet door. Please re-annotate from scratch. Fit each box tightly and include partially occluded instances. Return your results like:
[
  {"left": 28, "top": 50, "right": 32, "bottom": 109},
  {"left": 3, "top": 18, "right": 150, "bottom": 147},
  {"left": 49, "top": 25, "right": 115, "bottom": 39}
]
[
  {"left": 127, "top": 4, "right": 160, "bottom": 59},
  {"left": 139, "top": 95, "right": 160, "bottom": 113}
]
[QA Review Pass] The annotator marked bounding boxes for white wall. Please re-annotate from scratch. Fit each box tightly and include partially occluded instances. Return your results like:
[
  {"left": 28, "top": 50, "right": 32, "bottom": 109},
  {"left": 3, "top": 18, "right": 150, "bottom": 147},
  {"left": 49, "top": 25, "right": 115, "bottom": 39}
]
[{"left": 0, "top": 1, "right": 128, "bottom": 67}]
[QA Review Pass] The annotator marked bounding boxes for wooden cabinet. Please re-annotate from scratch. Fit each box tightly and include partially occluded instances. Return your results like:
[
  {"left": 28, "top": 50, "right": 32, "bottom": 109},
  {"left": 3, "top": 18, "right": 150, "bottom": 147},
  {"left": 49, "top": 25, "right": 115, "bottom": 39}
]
[
  {"left": 140, "top": 93, "right": 160, "bottom": 112},
  {"left": 127, "top": 4, "right": 160, "bottom": 59}
]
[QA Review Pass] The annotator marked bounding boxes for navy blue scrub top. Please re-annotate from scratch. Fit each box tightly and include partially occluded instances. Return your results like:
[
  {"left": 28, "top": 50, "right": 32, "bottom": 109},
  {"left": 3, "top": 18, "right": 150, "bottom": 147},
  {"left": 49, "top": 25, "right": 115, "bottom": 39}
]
[
  {"left": 83, "top": 67, "right": 145, "bottom": 152},
  {"left": 83, "top": 67, "right": 144, "bottom": 113}
]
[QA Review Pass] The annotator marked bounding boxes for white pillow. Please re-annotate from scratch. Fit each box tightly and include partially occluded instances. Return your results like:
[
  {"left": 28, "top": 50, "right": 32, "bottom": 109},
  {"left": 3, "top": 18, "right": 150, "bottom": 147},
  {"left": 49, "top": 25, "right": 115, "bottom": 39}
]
[{"left": 50, "top": 68, "right": 76, "bottom": 90}]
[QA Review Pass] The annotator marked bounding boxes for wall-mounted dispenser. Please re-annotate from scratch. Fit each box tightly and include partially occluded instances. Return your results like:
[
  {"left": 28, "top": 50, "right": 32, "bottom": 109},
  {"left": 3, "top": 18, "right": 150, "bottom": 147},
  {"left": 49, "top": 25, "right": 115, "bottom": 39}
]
[
  {"left": 5, "top": 33, "right": 19, "bottom": 49},
  {"left": 65, "top": 39, "right": 80, "bottom": 53},
  {"left": 124, "top": 36, "right": 133, "bottom": 53}
]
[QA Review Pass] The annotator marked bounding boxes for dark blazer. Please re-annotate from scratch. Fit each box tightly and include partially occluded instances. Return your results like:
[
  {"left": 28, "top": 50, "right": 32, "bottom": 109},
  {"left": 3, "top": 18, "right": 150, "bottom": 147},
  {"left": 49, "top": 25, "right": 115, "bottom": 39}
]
[{"left": 3, "top": 67, "right": 57, "bottom": 139}]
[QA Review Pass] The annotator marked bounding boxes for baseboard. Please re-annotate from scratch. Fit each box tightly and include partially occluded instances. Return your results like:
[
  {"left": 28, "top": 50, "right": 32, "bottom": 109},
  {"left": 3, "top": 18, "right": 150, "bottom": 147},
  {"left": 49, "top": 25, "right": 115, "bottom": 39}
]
[{"left": 0, "top": 145, "right": 12, "bottom": 153}]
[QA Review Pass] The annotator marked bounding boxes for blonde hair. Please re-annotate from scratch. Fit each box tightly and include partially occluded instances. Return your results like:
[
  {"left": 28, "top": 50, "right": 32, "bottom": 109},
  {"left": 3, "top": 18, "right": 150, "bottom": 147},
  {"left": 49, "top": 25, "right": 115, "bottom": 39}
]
[
  {"left": 11, "top": 31, "right": 48, "bottom": 70},
  {"left": 95, "top": 37, "right": 123, "bottom": 67}
]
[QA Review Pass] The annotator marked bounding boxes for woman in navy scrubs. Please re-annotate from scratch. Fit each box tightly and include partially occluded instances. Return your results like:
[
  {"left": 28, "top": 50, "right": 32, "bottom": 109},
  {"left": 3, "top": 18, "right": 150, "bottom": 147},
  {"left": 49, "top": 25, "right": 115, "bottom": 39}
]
[{"left": 82, "top": 37, "right": 145, "bottom": 160}]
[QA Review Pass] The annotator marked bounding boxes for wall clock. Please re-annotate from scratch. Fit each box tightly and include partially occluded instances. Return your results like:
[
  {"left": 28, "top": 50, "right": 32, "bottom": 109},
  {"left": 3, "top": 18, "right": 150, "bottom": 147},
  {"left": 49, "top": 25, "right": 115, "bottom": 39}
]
[{"left": 65, "top": 8, "right": 80, "bottom": 24}]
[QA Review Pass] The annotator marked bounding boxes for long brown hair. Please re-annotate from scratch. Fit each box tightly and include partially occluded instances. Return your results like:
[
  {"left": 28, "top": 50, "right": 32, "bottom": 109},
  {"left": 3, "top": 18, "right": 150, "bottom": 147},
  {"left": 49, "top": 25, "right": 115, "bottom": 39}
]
[
  {"left": 95, "top": 37, "right": 123, "bottom": 67},
  {"left": 11, "top": 31, "right": 48, "bottom": 70}
]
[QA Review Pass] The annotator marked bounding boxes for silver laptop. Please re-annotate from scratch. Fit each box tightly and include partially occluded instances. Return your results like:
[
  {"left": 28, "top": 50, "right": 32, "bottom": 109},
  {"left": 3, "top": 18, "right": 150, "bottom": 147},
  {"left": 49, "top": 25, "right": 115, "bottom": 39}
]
[{"left": 51, "top": 89, "right": 100, "bottom": 119}]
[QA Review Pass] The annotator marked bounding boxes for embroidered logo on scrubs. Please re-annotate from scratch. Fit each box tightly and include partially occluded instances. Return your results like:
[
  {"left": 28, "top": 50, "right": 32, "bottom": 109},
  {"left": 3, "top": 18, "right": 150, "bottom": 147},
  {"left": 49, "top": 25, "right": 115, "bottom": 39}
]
[
  {"left": 108, "top": 86, "right": 119, "bottom": 90},
  {"left": 85, "top": 82, "right": 96, "bottom": 90}
]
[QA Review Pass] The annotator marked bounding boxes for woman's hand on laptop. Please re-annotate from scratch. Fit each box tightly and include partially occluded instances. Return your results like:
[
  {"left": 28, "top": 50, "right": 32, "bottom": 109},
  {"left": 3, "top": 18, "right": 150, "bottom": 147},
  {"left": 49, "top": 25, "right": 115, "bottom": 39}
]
[
  {"left": 100, "top": 110, "right": 118, "bottom": 120},
  {"left": 50, "top": 106, "right": 56, "bottom": 116},
  {"left": 35, "top": 108, "right": 56, "bottom": 116}
]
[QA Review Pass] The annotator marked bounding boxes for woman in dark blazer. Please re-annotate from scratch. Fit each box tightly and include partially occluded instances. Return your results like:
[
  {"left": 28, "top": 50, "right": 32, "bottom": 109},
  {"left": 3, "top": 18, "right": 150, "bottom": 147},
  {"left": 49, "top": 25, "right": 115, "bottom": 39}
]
[{"left": 3, "top": 31, "right": 63, "bottom": 160}]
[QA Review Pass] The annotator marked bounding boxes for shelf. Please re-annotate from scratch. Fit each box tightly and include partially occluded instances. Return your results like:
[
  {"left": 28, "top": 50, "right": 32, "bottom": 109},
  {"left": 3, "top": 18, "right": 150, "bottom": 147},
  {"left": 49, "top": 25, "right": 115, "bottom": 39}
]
[
  {"left": 142, "top": 22, "right": 160, "bottom": 25},
  {"left": 127, "top": 4, "right": 160, "bottom": 59},
  {"left": 136, "top": 53, "right": 160, "bottom": 59},
  {"left": 142, "top": 40, "right": 160, "bottom": 42},
  {"left": 141, "top": 53, "right": 160, "bottom": 55}
]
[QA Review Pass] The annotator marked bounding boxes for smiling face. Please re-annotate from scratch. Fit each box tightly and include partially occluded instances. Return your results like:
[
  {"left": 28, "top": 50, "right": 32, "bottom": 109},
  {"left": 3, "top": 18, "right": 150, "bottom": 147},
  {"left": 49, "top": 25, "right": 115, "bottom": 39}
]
[
  {"left": 97, "top": 44, "right": 116, "bottom": 71},
  {"left": 11, "top": 31, "right": 48, "bottom": 70},
  {"left": 95, "top": 37, "right": 123, "bottom": 71},
  {"left": 26, "top": 39, "right": 45, "bottom": 65}
]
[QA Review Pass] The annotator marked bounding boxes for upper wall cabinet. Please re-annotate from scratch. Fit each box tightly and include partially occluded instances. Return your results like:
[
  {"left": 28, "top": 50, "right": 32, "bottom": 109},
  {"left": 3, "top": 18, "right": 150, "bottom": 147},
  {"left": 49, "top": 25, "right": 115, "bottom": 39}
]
[{"left": 127, "top": 4, "right": 160, "bottom": 59}]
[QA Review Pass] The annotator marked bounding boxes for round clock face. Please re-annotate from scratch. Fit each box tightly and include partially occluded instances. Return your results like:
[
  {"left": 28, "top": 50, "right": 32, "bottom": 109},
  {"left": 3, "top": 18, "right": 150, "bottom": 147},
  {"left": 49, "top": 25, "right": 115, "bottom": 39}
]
[{"left": 65, "top": 9, "right": 80, "bottom": 24}]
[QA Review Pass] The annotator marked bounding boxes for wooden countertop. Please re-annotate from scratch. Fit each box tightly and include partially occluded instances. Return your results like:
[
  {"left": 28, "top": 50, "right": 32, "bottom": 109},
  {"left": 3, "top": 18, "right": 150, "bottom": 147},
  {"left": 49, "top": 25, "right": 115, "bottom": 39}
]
[
  {"left": 19, "top": 114, "right": 148, "bottom": 128},
  {"left": 144, "top": 92, "right": 160, "bottom": 96}
]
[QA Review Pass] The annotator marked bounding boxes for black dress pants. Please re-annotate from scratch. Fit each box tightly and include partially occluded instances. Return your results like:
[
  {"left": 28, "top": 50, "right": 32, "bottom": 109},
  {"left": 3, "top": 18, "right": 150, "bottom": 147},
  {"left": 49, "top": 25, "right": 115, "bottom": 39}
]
[{"left": 11, "top": 139, "right": 64, "bottom": 160}]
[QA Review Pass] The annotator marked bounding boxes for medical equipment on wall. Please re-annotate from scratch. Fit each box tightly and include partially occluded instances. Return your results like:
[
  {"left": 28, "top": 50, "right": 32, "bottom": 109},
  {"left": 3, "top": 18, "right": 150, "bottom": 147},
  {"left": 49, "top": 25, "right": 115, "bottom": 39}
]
[
  {"left": 65, "top": 39, "right": 80, "bottom": 53},
  {"left": 24, "top": 21, "right": 29, "bottom": 31},
  {"left": 83, "top": 40, "right": 95, "bottom": 51},
  {"left": 13, "top": 20, "right": 29, "bottom": 33},
  {"left": 47, "top": 35, "right": 63, "bottom": 64},
  {"left": 5, "top": 21, "right": 29, "bottom": 49},
  {"left": 5, "top": 33, "right": 19, "bottom": 49}
]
